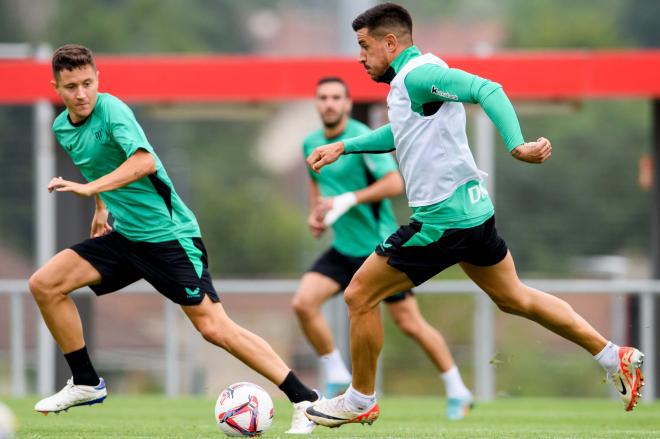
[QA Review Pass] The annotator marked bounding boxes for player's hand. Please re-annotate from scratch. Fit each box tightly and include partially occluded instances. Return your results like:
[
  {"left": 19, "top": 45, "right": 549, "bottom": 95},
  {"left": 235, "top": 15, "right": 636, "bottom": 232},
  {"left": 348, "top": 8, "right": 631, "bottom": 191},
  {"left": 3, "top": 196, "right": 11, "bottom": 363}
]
[
  {"left": 307, "top": 204, "right": 326, "bottom": 238},
  {"left": 48, "top": 177, "right": 95, "bottom": 197},
  {"left": 321, "top": 192, "right": 357, "bottom": 226},
  {"left": 306, "top": 141, "right": 345, "bottom": 173},
  {"left": 511, "top": 137, "right": 552, "bottom": 164},
  {"left": 90, "top": 208, "right": 112, "bottom": 238}
]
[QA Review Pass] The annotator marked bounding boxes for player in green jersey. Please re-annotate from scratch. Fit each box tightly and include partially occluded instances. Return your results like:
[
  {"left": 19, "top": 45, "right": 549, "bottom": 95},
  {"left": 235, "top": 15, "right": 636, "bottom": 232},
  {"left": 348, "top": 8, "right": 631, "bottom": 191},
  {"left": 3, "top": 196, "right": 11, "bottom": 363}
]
[
  {"left": 30, "top": 44, "right": 319, "bottom": 433},
  {"left": 293, "top": 76, "right": 472, "bottom": 420},
  {"left": 305, "top": 3, "right": 644, "bottom": 427}
]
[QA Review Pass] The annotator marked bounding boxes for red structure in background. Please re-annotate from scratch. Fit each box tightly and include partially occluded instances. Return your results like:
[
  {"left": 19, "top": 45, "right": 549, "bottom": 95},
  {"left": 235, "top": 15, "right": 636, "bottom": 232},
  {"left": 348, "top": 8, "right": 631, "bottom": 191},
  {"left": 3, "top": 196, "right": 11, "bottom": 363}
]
[{"left": 1, "top": 51, "right": 659, "bottom": 104}]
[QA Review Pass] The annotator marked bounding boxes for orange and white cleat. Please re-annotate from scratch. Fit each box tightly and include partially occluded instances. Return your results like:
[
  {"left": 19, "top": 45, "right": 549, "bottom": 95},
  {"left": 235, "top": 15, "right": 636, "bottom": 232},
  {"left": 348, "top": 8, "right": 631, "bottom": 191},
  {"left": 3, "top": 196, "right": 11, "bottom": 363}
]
[
  {"left": 609, "top": 347, "right": 644, "bottom": 412},
  {"left": 305, "top": 394, "right": 379, "bottom": 428}
]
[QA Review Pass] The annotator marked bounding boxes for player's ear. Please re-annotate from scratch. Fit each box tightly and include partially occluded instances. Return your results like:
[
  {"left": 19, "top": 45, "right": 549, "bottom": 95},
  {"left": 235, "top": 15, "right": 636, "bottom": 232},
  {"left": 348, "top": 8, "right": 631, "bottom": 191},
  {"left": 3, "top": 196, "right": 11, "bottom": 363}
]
[
  {"left": 50, "top": 79, "right": 57, "bottom": 90},
  {"left": 384, "top": 33, "right": 398, "bottom": 53}
]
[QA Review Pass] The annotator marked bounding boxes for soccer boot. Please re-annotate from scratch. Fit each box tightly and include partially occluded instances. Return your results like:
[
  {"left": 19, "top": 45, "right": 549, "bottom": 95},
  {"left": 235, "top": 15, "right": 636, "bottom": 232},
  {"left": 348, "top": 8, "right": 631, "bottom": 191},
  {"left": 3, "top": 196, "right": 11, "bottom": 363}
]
[
  {"left": 34, "top": 377, "right": 107, "bottom": 415},
  {"left": 446, "top": 394, "right": 474, "bottom": 420},
  {"left": 305, "top": 394, "right": 379, "bottom": 428},
  {"left": 285, "top": 391, "right": 321, "bottom": 434},
  {"left": 609, "top": 347, "right": 644, "bottom": 412}
]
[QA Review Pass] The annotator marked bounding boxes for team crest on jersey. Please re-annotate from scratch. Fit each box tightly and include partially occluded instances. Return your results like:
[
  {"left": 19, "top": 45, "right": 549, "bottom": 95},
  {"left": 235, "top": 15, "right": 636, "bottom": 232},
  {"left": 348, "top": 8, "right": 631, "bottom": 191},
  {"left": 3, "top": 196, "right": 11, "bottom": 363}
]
[
  {"left": 431, "top": 85, "right": 458, "bottom": 101},
  {"left": 94, "top": 129, "right": 104, "bottom": 141}
]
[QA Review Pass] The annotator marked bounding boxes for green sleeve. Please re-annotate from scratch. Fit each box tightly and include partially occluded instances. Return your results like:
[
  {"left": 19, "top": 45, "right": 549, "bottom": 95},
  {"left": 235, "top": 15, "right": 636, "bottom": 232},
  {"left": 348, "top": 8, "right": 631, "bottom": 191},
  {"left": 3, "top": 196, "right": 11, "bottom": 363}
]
[
  {"left": 343, "top": 124, "right": 395, "bottom": 154},
  {"left": 405, "top": 64, "right": 525, "bottom": 152},
  {"left": 105, "top": 96, "right": 154, "bottom": 157}
]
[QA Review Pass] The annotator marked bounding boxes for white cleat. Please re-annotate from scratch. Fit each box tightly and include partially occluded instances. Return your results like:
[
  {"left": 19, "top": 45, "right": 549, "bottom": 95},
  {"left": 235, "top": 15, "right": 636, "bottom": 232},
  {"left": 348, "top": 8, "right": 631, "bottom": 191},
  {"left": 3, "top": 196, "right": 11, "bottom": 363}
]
[
  {"left": 446, "top": 394, "right": 474, "bottom": 421},
  {"left": 609, "top": 347, "right": 644, "bottom": 412},
  {"left": 285, "top": 392, "right": 321, "bottom": 435},
  {"left": 305, "top": 394, "right": 379, "bottom": 428},
  {"left": 34, "top": 377, "right": 107, "bottom": 415}
]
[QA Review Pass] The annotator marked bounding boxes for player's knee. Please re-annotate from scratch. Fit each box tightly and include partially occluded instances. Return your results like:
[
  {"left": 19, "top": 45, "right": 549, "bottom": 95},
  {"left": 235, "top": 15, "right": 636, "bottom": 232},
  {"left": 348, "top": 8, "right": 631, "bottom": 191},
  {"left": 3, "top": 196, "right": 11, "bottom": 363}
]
[
  {"left": 28, "top": 272, "right": 57, "bottom": 304},
  {"left": 493, "top": 293, "right": 532, "bottom": 316},
  {"left": 198, "top": 323, "right": 227, "bottom": 348},
  {"left": 197, "top": 318, "right": 240, "bottom": 351},
  {"left": 344, "top": 282, "right": 369, "bottom": 314},
  {"left": 291, "top": 293, "right": 316, "bottom": 320},
  {"left": 394, "top": 317, "right": 418, "bottom": 337}
]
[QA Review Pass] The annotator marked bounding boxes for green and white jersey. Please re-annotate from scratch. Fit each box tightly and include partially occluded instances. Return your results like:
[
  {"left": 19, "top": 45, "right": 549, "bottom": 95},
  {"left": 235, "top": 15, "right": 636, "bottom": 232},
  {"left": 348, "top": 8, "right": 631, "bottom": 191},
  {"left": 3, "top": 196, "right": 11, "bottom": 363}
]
[
  {"left": 343, "top": 46, "right": 526, "bottom": 232},
  {"left": 303, "top": 119, "right": 399, "bottom": 257},
  {"left": 53, "top": 93, "right": 201, "bottom": 242}
]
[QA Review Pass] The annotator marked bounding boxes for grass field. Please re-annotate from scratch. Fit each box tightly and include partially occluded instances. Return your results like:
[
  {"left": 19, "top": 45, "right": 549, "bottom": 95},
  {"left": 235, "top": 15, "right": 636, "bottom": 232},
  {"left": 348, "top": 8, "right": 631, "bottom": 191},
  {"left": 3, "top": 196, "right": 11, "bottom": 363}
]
[{"left": 3, "top": 396, "right": 660, "bottom": 438}]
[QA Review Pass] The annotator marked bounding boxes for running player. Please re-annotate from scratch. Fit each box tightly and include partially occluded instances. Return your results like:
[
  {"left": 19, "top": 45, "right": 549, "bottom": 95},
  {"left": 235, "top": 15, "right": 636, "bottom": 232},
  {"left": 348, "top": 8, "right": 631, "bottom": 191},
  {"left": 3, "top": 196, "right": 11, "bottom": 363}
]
[
  {"left": 305, "top": 3, "right": 644, "bottom": 427},
  {"left": 294, "top": 76, "right": 472, "bottom": 419},
  {"left": 30, "top": 44, "right": 317, "bottom": 434}
]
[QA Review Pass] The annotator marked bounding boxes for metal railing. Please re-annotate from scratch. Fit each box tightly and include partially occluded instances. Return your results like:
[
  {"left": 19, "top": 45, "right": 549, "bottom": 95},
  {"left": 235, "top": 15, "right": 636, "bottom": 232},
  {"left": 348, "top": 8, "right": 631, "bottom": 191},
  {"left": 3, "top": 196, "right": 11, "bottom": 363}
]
[{"left": 0, "top": 278, "right": 656, "bottom": 401}]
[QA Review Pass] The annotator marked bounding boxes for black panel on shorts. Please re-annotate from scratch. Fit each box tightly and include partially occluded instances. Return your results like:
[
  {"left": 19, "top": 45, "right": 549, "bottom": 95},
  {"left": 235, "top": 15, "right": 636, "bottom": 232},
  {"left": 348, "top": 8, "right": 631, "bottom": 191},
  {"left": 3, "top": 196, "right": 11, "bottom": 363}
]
[
  {"left": 375, "top": 215, "right": 508, "bottom": 286},
  {"left": 308, "top": 247, "right": 413, "bottom": 301},
  {"left": 70, "top": 232, "right": 219, "bottom": 305}
]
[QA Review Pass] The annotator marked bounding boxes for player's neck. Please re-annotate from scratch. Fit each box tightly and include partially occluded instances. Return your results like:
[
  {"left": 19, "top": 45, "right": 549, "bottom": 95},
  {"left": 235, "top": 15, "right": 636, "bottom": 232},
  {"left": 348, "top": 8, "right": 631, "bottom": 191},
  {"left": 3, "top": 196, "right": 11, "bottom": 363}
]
[{"left": 323, "top": 117, "right": 348, "bottom": 140}]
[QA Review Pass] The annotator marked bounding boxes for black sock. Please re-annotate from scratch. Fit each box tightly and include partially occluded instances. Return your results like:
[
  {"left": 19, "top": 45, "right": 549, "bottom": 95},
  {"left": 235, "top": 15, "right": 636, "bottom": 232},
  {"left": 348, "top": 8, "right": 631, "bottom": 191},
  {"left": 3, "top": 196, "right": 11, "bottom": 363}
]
[
  {"left": 64, "top": 346, "right": 100, "bottom": 386},
  {"left": 278, "top": 371, "right": 318, "bottom": 404}
]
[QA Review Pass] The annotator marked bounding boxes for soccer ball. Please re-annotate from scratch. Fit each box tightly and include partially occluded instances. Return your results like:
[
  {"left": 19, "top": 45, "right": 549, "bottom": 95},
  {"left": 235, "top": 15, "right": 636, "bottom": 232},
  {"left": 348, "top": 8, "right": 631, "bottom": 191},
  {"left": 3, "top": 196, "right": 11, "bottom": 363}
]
[{"left": 214, "top": 382, "right": 274, "bottom": 437}]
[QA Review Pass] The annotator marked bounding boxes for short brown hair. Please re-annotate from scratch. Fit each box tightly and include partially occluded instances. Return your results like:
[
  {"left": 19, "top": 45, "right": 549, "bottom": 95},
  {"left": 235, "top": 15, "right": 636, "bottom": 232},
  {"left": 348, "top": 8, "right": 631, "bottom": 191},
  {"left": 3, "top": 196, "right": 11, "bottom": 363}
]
[
  {"left": 316, "top": 76, "right": 350, "bottom": 97},
  {"left": 351, "top": 3, "right": 413, "bottom": 38},
  {"left": 52, "top": 44, "right": 96, "bottom": 79}
]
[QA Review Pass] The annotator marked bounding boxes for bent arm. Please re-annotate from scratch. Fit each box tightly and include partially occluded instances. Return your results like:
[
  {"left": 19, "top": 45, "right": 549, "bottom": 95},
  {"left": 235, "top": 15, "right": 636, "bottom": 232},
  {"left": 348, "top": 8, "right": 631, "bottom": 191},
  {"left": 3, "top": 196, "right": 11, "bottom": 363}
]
[
  {"left": 94, "top": 194, "right": 106, "bottom": 210},
  {"left": 306, "top": 179, "right": 326, "bottom": 237},
  {"left": 308, "top": 178, "right": 321, "bottom": 209},
  {"left": 343, "top": 124, "right": 395, "bottom": 154},
  {"left": 354, "top": 171, "right": 403, "bottom": 204},
  {"left": 86, "top": 149, "right": 156, "bottom": 195},
  {"left": 405, "top": 64, "right": 525, "bottom": 152}
]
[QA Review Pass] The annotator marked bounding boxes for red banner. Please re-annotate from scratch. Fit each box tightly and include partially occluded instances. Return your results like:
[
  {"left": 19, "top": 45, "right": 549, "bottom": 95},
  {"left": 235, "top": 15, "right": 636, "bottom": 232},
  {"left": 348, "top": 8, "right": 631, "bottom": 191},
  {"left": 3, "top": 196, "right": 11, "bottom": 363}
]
[{"left": 1, "top": 51, "right": 659, "bottom": 104}]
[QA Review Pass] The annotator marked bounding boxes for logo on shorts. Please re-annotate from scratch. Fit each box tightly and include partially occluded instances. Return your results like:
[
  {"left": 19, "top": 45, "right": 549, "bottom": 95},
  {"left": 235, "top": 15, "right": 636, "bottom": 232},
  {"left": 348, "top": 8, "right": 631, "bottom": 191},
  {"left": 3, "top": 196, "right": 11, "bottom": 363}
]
[
  {"left": 381, "top": 241, "right": 393, "bottom": 249},
  {"left": 185, "top": 287, "right": 200, "bottom": 297}
]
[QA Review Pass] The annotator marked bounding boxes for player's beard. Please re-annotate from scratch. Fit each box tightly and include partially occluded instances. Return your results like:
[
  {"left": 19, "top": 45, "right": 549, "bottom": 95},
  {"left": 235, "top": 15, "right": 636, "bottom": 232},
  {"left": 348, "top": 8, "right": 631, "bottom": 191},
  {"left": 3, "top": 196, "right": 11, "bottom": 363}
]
[{"left": 322, "top": 111, "right": 344, "bottom": 129}]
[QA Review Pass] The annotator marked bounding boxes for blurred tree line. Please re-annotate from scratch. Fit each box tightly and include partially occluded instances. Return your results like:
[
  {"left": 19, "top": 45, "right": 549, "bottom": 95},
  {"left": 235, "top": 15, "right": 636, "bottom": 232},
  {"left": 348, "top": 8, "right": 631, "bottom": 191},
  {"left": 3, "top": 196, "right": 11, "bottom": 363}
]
[{"left": 0, "top": 0, "right": 657, "bottom": 277}]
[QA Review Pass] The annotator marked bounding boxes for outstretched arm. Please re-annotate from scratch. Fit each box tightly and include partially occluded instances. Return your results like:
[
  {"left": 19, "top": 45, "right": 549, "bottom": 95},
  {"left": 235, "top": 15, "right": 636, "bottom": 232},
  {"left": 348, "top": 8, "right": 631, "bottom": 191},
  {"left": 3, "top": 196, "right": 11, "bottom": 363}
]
[
  {"left": 354, "top": 171, "right": 403, "bottom": 203},
  {"left": 404, "top": 64, "right": 552, "bottom": 163},
  {"left": 319, "top": 171, "right": 403, "bottom": 226},
  {"left": 47, "top": 149, "right": 156, "bottom": 197},
  {"left": 306, "top": 124, "right": 395, "bottom": 173}
]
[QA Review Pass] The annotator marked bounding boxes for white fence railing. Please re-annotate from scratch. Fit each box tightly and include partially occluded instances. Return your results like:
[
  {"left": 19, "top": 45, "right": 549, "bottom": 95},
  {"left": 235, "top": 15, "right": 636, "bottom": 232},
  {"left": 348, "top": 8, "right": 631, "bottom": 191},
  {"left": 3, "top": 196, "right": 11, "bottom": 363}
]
[{"left": 1, "top": 278, "right": 656, "bottom": 401}]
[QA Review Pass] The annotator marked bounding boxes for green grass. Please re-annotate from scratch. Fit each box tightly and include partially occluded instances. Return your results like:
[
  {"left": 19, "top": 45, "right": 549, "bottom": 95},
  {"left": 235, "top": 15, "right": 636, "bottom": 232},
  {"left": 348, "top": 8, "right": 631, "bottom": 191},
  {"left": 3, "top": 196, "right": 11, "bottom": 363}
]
[{"left": 4, "top": 396, "right": 660, "bottom": 438}]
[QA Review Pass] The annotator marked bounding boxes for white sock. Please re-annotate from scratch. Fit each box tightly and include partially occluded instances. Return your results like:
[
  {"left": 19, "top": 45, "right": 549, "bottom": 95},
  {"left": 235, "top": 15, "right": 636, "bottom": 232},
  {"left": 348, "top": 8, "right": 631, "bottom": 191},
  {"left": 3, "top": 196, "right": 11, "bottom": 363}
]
[
  {"left": 320, "top": 349, "right": 352, "bottom": 384},
  {"left": 344, "top": 385, "right": 376, "bottom": 412},
  {"left": 441, "top": 366, "right": 471, "bottom": 399},
  {"left": 594, "top": 341, "right": 619, "bottom": 374}
]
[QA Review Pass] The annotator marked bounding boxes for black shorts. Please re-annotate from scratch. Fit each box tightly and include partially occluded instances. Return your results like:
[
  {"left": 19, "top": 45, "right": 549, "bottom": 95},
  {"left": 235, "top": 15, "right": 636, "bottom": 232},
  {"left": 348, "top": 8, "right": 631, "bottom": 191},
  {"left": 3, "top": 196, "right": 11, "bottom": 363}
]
[
  {"left": 308, "top": 247, "right": 413, "bottom": 303},
  {"left": 375, "top": 215, "right": 508, "bottom": 286},
  {"left": 70, "top": 231, "right": 219, "bottom": 305}
]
